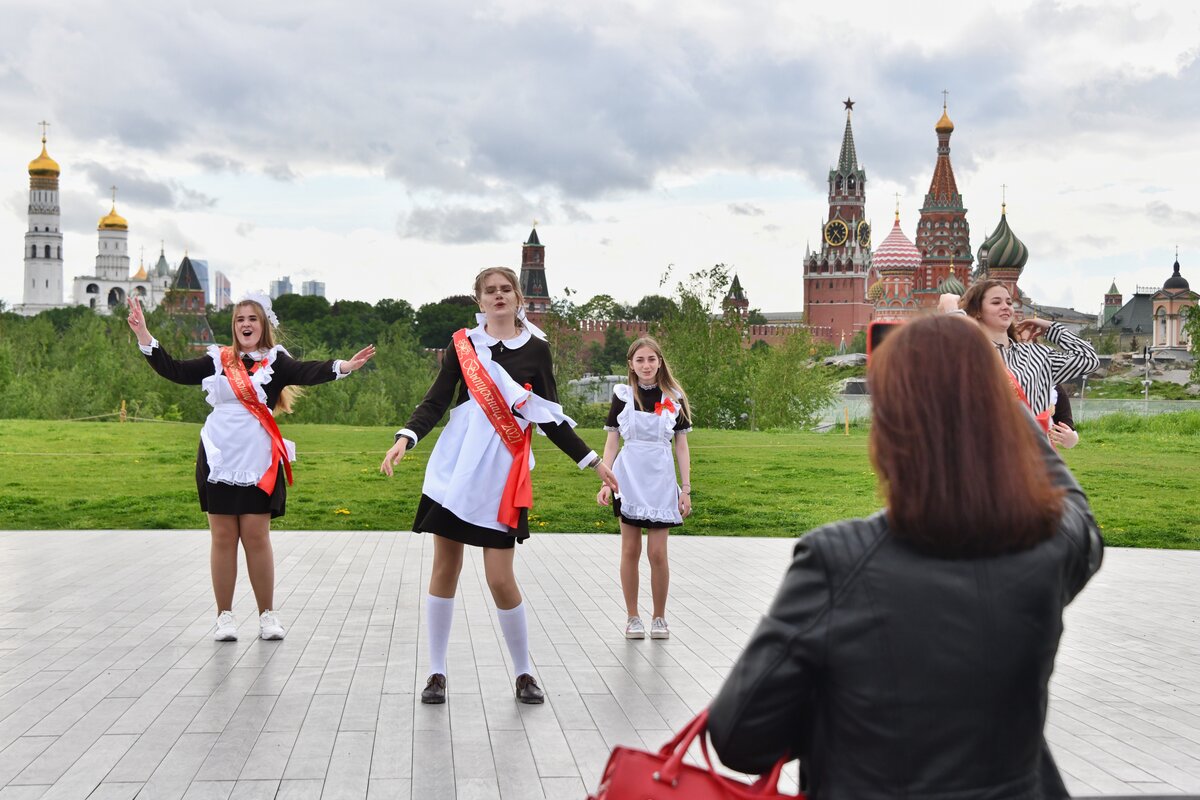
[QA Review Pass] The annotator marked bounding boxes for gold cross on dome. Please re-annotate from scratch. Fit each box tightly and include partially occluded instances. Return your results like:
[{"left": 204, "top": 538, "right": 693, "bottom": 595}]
[
  {"left": 941, "top": 89, "right": 949, "bottom": 108},
  {"left": 111, "top": 185, "right": 118, "bottom": 204},
  {"left": 38, "top": 120, "right": 50, "bottom": 140}
]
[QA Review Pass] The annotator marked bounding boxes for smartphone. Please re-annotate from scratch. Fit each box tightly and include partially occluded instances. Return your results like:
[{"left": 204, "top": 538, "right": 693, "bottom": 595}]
[{"left": 866, "top": 320, "right": 902, "bottom": 363}]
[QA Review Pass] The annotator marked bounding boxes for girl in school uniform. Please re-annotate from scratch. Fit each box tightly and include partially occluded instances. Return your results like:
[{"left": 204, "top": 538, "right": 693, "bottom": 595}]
[
  {"left": 127, "top": 294, "right": 375, "bottom": 642},
  {"left": 596, "top": 337, "right": 692, "bottom": 641},
  {"left": 380, "top": 267, "right": 619, "bottom": 705}
]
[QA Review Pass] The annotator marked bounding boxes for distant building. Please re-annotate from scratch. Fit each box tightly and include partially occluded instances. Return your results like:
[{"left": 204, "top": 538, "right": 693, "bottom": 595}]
[
  {"left": 1151, "top": 255, "right": 1196, "bottom": 350},
  {"left": 212, "top": 271, "right": 232, "bottom": 311},
  {"left": 166, "top": 255, "right": 215, "bottom": 350},
  {"left": 191, "top": 259, "right": 210, "bottom": 305},
  {"left": 1097, "top": 285, "right": 1156, "bottom": 352},
  {"left": 15, "top": 128, "right": 65, "bottom": 316},
  {"left": 301, "top": 280, "right": 325, "bottom": 298},
  {"left": 270, "top": 276, "right": 293, "bottom": 299},
  {"left": 519, "top": 227, "right": 549, "bottom": 317}
]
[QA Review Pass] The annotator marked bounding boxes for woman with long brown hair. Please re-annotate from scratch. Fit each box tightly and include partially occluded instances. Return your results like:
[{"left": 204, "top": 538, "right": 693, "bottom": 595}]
[
  {"left": 128, "top": 293, "right": 374, "bottom": 641},
  {"left": 380, "top": 267, "right": 618, "bottom": 705},
  {"left": 951, "top": 279, "right": 1098, "bottom": 432},
  {"left": 708, "top": 314, "right": 1102, "bottom": 798}
]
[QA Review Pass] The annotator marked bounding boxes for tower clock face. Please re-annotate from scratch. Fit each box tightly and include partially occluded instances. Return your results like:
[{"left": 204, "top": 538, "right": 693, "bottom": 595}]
[
  {"left": 857, "top": 221, "right": 871, "bottom": 247},
  {"left": 824, "top": 219, "right": 849, "bottom": 246}
]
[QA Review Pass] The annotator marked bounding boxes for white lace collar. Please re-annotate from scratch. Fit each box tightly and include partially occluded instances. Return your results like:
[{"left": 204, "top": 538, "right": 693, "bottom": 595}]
[{"left": 470, "top": 321, "right": 532, "bottom": 350}]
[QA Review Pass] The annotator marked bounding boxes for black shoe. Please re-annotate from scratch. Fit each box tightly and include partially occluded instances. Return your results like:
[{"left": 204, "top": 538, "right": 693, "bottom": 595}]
[
  {"left": 515, "top": 673, "right": 544, "bottom": 704},
  {"left": 421, "top": 673, "right": 446, "bottom": 704}
]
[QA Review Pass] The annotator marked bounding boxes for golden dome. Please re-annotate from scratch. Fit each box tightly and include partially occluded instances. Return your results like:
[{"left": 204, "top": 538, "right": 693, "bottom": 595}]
[
  {"left": 132, "top": 263, "right": 148, "bottom": 280},
  {"left": 28, "top": 138, "right": 60, "bottom": 177},
  {"left": 98, "top": 204, "right": 128, "bottom": 231},
  {"left": 935, "top": 107, "right": 955, "bottom": 133}
]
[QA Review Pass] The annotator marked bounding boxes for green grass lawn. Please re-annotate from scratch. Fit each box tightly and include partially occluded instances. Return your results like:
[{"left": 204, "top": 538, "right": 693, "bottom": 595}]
[{"left": 0, "top": 419, "right": 1195, "bottom": 548}]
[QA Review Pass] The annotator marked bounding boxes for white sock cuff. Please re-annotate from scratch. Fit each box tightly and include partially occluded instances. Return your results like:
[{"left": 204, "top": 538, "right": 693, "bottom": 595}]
[{"left": 496, "top": 601, "right": 524, "bottom": 618}]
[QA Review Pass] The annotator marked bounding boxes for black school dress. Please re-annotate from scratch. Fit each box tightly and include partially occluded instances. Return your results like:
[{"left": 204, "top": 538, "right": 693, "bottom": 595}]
[
  {"left": 141, "top": 339, "right": 343, "bottom": 518},
  {"left": 396, "top": 325, "right": 596, "bottom": 549}
]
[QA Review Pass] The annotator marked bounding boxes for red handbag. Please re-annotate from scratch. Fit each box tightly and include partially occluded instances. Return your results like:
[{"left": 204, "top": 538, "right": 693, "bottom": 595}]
[{"left": 587, "top": 709, "right": 804, "bottom": 799}]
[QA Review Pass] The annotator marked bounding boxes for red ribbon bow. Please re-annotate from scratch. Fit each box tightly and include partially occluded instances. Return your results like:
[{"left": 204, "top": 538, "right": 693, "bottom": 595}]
[{"left": 654, "top": 397, "right": 676, "bottom": 416}]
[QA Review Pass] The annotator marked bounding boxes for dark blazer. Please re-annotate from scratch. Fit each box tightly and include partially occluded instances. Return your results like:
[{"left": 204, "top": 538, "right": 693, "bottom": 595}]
[{"left": 708, "top": 427, "right": 1103, "bottom": 799}]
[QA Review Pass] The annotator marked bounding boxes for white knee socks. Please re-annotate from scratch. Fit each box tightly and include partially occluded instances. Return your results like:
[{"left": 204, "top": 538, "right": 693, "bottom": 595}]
[
  {"left": 496, "top": 602, "right": 533, "bottom": 678},
  {"left": 426, "top": 594, "right": 454, "bottom": 676}
]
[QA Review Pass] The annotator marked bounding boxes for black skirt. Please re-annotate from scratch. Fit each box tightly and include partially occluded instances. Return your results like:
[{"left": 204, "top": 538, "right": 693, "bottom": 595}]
[
  {"left": 413, "top": 494, "right": 527, "bottom": 549},
  {"left": 613, "top": 496, "right": 680, "bottom": 531},
  {"left": 195, "top": 441, "right": 287, "bottom": 518}
]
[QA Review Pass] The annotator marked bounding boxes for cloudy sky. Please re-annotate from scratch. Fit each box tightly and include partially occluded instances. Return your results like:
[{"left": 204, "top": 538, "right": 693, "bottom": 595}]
[{"left": 2, "top": 0, "right": 1198, "bottom": 316}]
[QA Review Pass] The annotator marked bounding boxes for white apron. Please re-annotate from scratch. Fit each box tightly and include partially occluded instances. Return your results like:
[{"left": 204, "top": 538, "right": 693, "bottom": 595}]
[
  {"left": 611, "top": 384, "right": 683, "bottom": 525},
  {"left": 198, "top": 345, "right": 296, "bottom": 486},
  {"left": 421, "top": 327, "right": 576, "bottom": 532}
]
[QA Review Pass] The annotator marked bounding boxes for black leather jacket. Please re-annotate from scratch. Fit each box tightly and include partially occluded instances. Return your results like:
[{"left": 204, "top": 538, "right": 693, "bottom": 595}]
[{"left": 709, "top": 429, "right": 1103, "bottom": 799}]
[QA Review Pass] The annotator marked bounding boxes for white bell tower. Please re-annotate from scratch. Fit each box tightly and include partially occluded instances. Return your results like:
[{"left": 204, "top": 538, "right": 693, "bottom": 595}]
[{"left": 17, "top": 122, "right": 65, "bottom": 315}]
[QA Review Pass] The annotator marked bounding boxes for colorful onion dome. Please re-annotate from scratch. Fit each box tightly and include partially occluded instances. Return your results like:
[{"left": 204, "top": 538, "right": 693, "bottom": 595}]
[
  {"left": 867, "top": 280, "right": 884, "bottom": 301},
  {"left": 873, "top": 218, "right": 921, "bottom": 273},
  {"left": 978, "top": 207, "right": 1028, "bottom": 270},
  {"left": 938, "top": 274, "right": 966, "bottom": 295},
  {"left": 132, "top": 263, "right": 148, "bottom": 280},
  {"left": 98, "top": 204, "right": 128, "bottom": 231},
  {"left": 1163, "top": 259, "right": 1189, "bottom": 291},
  {"left": 28, "top": 137, "right": 60, "bottom": 177}
]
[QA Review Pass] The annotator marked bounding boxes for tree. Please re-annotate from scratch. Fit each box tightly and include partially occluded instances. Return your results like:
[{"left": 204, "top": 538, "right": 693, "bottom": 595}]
[
  {"left": 747, "top": 308, "right": 768, "bottom": 325},
  {"left": 375, "top": 298, "right": 415, "bottom": 326},
  {"left": 591, "top": 325, "right": 632, "bottom": 375},
  {"left": 748, "top": 329, "right": 837, "bottom": 430},
  {"left": 273, "top": 293, "right": 331, "bottom": 325},
  {"left": 578, "top": 294, "right": 630, "bottom": 321},
  {"left": 655, "top": 264, "right": 752, "bottom": 429},
  {"left": 415, "top": 301, "right": 478, "bottom": 349},
  {"left": 1184, "top": 306, "right": 1200, "bottom": 383},
  {"left": 631, "top": 294, "right": 678, "bottom": 321}
]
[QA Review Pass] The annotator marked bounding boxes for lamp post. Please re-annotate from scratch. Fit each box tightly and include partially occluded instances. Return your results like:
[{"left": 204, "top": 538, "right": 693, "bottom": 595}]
[
  {"left": 1079, "top": 375, "right": 1087, "bottom": 422},
  {"left": 1142, "top": 346, "right": 1152, "bottom": 415}
]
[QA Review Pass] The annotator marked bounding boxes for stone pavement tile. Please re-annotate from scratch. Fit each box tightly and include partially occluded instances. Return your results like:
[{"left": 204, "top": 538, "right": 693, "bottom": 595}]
[
  {"left": 0, "top": 739, "right": 54, "bottom": 789},
  {"left": 454, "top": 777, "right": 501, "bottom": 800},
  {"left": 339, "top": 666, "right": 384, "bottom": 732},
  {"left": 227, "top": 779, "right": 280, "bottom": 799},
  {"left": 85, "top": 784, "right": 142, "bottom": 800},
  {"left": 239, "top": 730, "right": 297, "bottom": 782},
  {"left": 539, "top": 776, "right": 587, "bottom": 798},
  {"left": 562, "top": 728, "right": 612, "bottom": 793},
  {"left": 365, "top": 778, "right": 410, "bottom": 799},
  {"left": 282, "top": 694, "right": 345, "bottom": 781},
  {"left": 263, "top": 667, "right": 323, "bottom": 734},
  {"left": 489, "top": 728, "right": 545, "bottom": 800},
  {"left": 11, "top": 697, "right": 133, "bottom": 786},
  {"left": 276, "top": 779, "right": 323, "bottom": 799},
  {"left": 448, "top": 693, "right": 497, "bottom": 790},
  {"left": 109, "top": 667, "right": 198, "bottom": 736},
  {"left": 0, "top": 786, "right": 47, "bottom": 799},
  {"left": 535, "top": 667, "right": 594, "bottom": 732},
  {"left": 36, "top": 733, "right": 136, "bottom": 800},
  {"left": 321, "top": 731, "right": 373, "bottom": 800},
  {"left": 368, "top": 694, "right": 412, "bottom": 781},
  {"left": 409, "top": 727, "right": 454, "bottom": 800},
  {"left": 137, "top": 732, "right": 219, "bottom": 800},
  {"left": 25, "top": 668, "right": 132, "bottom": 738},
  {"left": 106, "top": 694, "right": 207, "bottom": 783},
  {"left": 194, "top": 694, "right": 276, "bottom": 782},
  {"left": 186, "top": 668, "right": 263, "bottom": 735},
  {"left": 179, "top": 780, "right": 234, "bottom": 799}
]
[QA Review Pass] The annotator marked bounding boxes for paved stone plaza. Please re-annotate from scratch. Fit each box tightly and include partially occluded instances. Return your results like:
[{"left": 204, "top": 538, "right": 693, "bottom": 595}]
[{"left": 0, "top": 530, "right": 1197, "bottom": 799}]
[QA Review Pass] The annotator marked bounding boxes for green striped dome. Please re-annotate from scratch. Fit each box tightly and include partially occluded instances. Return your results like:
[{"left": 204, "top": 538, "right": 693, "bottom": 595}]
[
  {"left": 978, "top": 209, "right": 1028, "bottom": 270},
  {"left": 938, "top": 275, "right": 966, "bottom": 295}
]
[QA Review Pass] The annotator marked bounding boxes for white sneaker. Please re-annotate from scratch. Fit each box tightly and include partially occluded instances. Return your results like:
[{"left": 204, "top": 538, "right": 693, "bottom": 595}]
[
  {"left": 259, "top": 610, "right": 286, "bottom": 641},
  {"left": 624, "top": 616, "right": 646, "bottom": 639},
  {"left": 214, "top": 611, "right": 237, "bottom": 642},
  {"left": 650, "top": 617, "right": 670, "bottom": 640}
]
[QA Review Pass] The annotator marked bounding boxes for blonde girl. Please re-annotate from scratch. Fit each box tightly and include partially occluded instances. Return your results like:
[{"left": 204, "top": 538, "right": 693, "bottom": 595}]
[
  {"left": 597, "top": 336, "right": 691, "bottom": 640},
  {"left": 128, "top": 293, "right": 374, "bottom": 642}
]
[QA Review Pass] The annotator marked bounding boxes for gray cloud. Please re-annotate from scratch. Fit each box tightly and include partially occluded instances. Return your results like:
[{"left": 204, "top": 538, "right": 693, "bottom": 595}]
[
  {"left": 398, "top": 198, "right": 537, "bottom": 244},
  {"left": 729, "top": 202, "right": 765, "bottom": 216},
  {"left": 0, "top": 0, "right": 1194, "bottom": 206},
  {"left": 76, "top": 161, "right": 216, "bottom": 211},
  {"left": 236, "top": 222, "right": 256, "bottom": 237},
  {"left": 1146, "top": 201, "right": 1200, "bottom": 226}
]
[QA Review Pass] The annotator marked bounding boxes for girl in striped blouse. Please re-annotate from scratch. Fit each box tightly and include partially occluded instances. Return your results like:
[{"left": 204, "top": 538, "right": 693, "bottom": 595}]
[{"left": 952, "top": 280, "right": 1099, "bottom": 423}]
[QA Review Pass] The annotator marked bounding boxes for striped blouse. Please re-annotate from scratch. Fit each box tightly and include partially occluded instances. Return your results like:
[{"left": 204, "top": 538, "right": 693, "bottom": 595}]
[{"left": 999, "top": 324, "right": 1099, "bottom": 415}]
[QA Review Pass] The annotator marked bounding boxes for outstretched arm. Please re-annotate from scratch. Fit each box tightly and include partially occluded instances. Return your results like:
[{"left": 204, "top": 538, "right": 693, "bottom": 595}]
[
  {"left": 338, "top": 345, "right": 376, "bottom": 374},
  {"left": 128, "top": 296, "right": 212, "bottom": 385}
]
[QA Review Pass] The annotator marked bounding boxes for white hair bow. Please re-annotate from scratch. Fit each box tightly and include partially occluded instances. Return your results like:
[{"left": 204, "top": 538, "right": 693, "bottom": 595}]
[{"left": 237, "top": 291, "right": 279, "bottom": 328}]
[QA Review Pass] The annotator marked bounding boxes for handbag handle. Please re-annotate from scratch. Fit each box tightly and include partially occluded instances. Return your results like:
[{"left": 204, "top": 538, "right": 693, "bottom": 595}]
[{"left": 655, "top": 709, "right": 795, "bottom": 798}]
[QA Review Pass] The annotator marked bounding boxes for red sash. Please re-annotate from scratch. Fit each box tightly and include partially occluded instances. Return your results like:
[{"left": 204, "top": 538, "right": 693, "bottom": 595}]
[
  {"left": 1006, "top": 370, "right": 1053, "bottom": 435},
  {"left": 220, "top": 347, "right": 293, "bottom": 495},
  {"left": 452, "top": 329, "right": 532, "bottom": 529}
]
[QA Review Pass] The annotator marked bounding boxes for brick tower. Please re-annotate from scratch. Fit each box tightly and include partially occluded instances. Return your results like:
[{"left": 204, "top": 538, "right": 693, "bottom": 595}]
[
  {"left": 914, "top": 99, "right": 972, "bottom": 307},
  {"left": 518, "top": 226, "right": 549, "bottom": 323},
  {"left": 803, "top": 98, "right": 875, "bottom": 342}
]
